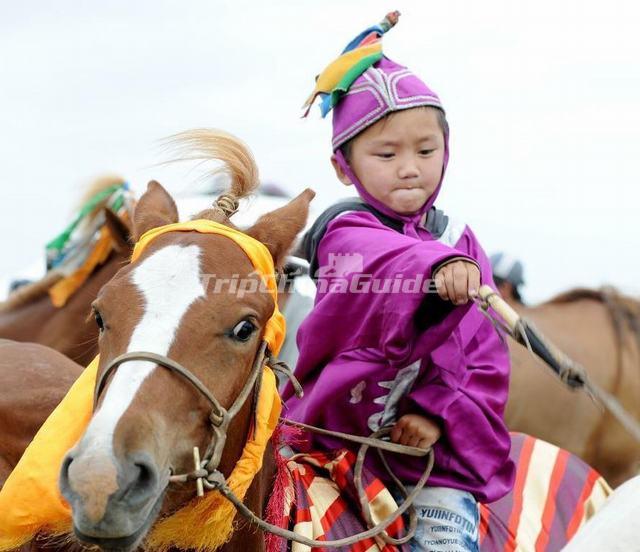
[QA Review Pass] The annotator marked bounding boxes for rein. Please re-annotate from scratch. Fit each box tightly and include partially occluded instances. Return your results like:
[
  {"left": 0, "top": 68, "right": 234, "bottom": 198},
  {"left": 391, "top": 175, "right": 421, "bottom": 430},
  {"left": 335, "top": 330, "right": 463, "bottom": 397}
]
[
  {"left": 476, "top": 285, "right": 640, "bottom": 444},
  {"left": 94, "top": 342, "right": 269, "bottom": 495},
  {"left": 94, "top": 340, "right": 434, "bottom": 548}
]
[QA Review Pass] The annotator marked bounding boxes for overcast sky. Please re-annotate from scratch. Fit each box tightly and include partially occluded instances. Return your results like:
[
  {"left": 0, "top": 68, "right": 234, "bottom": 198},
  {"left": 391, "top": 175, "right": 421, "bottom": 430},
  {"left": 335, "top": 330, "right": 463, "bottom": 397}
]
[{"left": 1, "top": 0, "right": 638, "bottom": 303}]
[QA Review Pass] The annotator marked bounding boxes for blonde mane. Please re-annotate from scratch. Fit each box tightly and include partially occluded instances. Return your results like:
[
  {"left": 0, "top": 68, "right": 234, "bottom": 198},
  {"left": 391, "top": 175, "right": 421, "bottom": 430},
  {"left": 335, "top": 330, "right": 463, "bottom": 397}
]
[
  {"left": 0, "top": 174, "right": 127, "bottom": 312},
  {"left": 162, "top": 129, "right": 260, "bottom": 225}
]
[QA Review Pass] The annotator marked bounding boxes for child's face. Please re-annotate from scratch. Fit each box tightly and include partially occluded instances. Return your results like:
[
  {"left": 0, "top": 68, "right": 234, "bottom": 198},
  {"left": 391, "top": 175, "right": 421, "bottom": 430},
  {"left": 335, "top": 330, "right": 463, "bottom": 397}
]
[{"left": 333, "top": 108, "right": 445, "bottom": 215}]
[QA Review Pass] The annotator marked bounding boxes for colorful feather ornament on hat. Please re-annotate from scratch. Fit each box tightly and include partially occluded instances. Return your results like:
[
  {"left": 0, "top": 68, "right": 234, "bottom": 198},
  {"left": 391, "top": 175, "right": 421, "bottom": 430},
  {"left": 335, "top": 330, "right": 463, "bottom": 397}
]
[{"left": 301, "top": 10, "right": 400, "bottom": 117}]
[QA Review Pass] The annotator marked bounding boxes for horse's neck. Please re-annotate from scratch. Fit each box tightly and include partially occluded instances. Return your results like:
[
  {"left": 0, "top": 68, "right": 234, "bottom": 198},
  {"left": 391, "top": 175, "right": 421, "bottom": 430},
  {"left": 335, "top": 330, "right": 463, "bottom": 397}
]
[
  {"left": 0, "top": 251, "right": 126, "bottom": 366},
  {"left": 222, "top": 442, "right": 277, "bottom": 552}
]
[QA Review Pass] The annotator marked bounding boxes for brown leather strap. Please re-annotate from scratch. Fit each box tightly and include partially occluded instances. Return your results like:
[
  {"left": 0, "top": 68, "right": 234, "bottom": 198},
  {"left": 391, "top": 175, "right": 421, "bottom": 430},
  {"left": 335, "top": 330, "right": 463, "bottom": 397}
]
[
  {"left": 93, "top": 343, "right": 436, "bottom": 547},
  {"left": 94, "top": 342, "right": 268, "bottom": 484}
]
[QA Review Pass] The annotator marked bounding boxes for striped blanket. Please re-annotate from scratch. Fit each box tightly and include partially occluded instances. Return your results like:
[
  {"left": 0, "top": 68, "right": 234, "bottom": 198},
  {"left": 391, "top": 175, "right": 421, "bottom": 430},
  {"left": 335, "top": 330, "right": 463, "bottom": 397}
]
[
  {"left": 269, "top": 433, "right": 611, "bottom": 552},
  {"left": 269, "top": 448, "right": 406, "bottom": 551},
  {"left": 479, "top": 433, "right": 611, "bottom": 551}
]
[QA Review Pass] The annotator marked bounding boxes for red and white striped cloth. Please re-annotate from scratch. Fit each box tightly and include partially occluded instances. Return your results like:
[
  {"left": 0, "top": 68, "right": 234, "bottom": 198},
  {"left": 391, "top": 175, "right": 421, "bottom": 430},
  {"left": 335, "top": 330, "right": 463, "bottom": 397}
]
[
  {"left": 267, "top": 433, "right": 611, "bottom": 552},
  {"left": 479, "top": 433, "right": 611, "bottom": 552}
]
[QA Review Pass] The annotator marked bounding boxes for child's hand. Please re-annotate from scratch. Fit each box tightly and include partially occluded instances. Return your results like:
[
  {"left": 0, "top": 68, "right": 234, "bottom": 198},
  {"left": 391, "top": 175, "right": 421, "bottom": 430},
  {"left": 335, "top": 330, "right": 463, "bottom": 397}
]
[
  {"left": 433, "top": 260, "right": 480, "bottom": 305},
  {"left": 390, "top": 414, "right": 441, "bottom": 450}
]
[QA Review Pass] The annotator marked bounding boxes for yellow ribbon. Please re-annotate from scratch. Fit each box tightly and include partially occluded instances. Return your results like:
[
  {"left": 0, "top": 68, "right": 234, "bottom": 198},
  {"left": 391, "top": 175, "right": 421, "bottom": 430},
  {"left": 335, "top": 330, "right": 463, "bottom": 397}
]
[
  {"left": 133, "top": 220, "right": 285, "bottom": 356},
  {"left": 0, "top": 220, "right": 285, "bottom": 550}
]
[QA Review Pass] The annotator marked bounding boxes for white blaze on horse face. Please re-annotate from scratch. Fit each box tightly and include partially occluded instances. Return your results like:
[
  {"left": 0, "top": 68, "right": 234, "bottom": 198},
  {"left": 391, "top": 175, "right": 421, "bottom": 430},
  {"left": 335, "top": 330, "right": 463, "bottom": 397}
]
[{"left": 84, "top": 244, "right": 205, "bottom": 452}]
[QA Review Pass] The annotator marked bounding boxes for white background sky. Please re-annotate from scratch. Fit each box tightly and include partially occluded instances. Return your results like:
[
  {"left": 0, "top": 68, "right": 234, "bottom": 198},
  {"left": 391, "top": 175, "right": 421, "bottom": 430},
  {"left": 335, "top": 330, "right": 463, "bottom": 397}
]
[{"left": 1, "top": 0, "right": 638, "bottom": 303}]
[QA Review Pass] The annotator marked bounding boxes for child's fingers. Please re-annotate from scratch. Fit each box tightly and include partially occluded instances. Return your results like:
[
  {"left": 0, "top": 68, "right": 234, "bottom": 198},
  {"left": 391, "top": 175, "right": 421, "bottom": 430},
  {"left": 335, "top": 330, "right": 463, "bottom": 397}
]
[
  {"left": 468, "top": 266, "right": 481, "bottom": 297},
  {"left": 434, "top": 271, "right": 448, "bottom": 301},
  {"left": 443, "top": 268, "right": 456, "bottom": 303},
  {"left": 452, "top": 262, "right": 469, "bottom": 304},
  {"left": 390, "top": 423, "right": 404, "bottom": 444},
  {"left": 401, "top": 431, "right": 415, "bottom": 447}
]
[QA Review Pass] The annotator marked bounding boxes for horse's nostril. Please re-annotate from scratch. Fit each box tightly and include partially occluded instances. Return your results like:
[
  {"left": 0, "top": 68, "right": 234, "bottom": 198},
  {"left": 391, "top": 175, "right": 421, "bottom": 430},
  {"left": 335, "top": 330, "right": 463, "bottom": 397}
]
[
  {"left": 58, "top": 453, "right": 75, "bottom": 495},
  {"left": 61, "top": 455, "right": 73, "bottom": 475},
  {"left": 122, "top": 456, "right": 160, "bottom": 508},
  {"left": 135, "top": 462, "right": 154, "bottom": 489}
]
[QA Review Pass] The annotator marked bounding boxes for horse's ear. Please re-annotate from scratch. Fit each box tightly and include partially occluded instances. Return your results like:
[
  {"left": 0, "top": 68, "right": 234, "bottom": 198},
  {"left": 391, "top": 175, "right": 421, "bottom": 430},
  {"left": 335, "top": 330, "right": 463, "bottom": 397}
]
[
  {"left": 245, "top": 188, "right": 315, "bottom": 267},
  {"left": 104, "top": 208, "right": 132, "bottom": 255},
  {"left": 132, "top": 181, "right": 179, "bottom": 241}
]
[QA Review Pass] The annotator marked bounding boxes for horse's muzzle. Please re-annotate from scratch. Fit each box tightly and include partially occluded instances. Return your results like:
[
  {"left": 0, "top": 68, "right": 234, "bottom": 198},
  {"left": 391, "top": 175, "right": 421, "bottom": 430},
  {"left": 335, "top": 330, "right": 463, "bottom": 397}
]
[{"left": 59, "top": 447, "right": 166, "bottom": 547}]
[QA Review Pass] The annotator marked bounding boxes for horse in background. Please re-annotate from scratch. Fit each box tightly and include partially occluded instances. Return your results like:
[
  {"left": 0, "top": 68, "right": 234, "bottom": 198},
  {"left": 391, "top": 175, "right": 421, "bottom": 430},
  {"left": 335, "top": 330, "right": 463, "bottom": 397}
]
[
  {"left": 0, "top": 175, "right": 306, "bottom": 368},
  {"left": 506, "top": 287, "right": 640, "bottom": 487},
  {"left": 0, "top": 176, "right": 134, "bottom": 366},
  {"left": 0, "top": 340, "right": 82, "bottom": 487}
]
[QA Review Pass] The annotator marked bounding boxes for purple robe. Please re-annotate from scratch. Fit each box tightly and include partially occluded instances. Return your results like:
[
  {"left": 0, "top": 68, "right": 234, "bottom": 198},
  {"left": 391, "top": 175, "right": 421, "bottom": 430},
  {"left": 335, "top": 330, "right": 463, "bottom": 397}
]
[{"left": 282, "top": 209, "right": 515, "bottom": 503}]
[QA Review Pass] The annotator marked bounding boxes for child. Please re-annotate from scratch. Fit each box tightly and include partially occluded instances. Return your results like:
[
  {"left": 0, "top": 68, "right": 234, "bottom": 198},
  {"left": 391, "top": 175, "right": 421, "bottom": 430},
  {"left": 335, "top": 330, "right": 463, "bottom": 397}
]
[{"left": 282, "top": 12, "right": 515, "bottom": 552}]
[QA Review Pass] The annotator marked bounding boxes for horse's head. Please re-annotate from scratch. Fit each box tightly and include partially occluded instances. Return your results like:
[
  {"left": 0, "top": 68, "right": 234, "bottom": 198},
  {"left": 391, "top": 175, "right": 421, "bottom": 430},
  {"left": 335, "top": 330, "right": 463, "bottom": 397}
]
[{"left": 58, "top": 130, "right": 314, "bottom": 549}]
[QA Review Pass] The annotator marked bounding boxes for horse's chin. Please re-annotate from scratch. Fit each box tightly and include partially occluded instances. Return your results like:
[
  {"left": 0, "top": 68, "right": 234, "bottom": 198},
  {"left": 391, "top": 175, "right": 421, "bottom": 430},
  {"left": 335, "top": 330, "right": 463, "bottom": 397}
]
[
  {"left": 73, "top": 488, "right": 165, "bottom": 552},
  {"left": 73, "top": 527, "right": 146, "bottom": 552}
]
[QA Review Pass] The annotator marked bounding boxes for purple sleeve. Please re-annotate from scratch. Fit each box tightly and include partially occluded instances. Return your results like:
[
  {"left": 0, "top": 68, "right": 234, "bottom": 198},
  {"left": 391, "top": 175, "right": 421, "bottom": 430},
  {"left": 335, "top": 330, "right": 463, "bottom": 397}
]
[
  {"left": 399, "top": 322, "right": 514, "bottom": 500},
  {"left": 399, "top": 226, "right": 515, "bottom": 501},
  {"left": 312, "top": 211, "right": 475, "bottom": 367}
]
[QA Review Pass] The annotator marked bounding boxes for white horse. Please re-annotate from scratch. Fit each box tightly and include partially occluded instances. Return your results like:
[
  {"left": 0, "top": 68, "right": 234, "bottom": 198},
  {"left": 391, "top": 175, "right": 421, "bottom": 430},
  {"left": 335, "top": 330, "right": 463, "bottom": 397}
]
[{"left": 562, "top": 474, "right": 640, "bottom": 551}]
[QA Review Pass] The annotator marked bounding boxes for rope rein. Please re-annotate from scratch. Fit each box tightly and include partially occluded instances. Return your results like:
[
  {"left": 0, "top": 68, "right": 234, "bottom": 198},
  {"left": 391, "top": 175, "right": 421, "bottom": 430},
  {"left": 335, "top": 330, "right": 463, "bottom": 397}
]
[
  {"left": 96, "top": 344, "right": 433, "bottom": 548},
  {"left": 475, "top": 285, "right": 640, "bottom": 443}
]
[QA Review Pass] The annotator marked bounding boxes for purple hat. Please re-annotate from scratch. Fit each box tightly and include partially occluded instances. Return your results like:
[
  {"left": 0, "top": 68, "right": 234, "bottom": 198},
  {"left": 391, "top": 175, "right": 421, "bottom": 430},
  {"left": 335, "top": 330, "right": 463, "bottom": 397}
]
[
  {"left": 304, "top": 12, "right": 449, "bottom": 221},
  {"left": 331, "top": 57, "right": 444, "bottom": 151}
]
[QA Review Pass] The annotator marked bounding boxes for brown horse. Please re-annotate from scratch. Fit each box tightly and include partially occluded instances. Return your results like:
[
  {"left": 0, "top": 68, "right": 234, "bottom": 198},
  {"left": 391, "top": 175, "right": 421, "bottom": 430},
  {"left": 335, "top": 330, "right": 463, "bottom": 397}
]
[
  {"left": 506, "top": 288, "right": 640, "bottom": 487},
  {"left": 30, "top": 131, "right": 314, "bottom": 551},
  {"left": 0, "top": 176, "right": 617, "bottom": 549},
  {"left": 0, "top": 340, "right": 82, "bottom": 487},
  {"left": 0, "top": 178, "right": 133, "bottom": 366}
]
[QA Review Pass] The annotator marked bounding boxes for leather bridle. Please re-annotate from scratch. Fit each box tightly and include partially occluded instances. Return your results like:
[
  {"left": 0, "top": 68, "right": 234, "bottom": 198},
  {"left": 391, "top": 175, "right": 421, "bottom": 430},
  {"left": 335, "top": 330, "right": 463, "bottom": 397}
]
[
  {"left": 92, "top": 340, "right": 434, "bottom": 547},
  {"left": 94, "top": 340, "right": 270, "bottom": 495}
]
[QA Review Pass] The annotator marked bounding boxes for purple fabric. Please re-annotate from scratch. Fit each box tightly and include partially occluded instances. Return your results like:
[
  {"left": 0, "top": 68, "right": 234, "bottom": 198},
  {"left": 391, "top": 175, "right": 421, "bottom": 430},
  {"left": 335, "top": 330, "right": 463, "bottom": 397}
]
[
  {"left": 283, "top": 56, "right": 515, "bottom": 503},
  {"left": 546, "top": 450, "right": 588, "bottom": 548},
  {"left": 332, "top": 57, "right": 443, "bottom": 151},
  {"left": 282, "top": 213, "right": 515, "bottom": 502}
]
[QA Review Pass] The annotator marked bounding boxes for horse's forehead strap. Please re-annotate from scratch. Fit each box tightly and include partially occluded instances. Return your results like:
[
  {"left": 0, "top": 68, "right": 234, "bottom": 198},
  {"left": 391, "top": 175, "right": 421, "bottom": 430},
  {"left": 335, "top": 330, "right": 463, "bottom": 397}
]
[{"left": 131, "top": 220, "right": 285, "bottom": 356}]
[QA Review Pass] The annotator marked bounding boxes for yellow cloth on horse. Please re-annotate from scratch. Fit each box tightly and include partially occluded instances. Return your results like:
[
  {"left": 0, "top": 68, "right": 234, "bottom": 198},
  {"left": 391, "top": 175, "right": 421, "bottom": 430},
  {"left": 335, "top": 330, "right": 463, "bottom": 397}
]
[
  {"left": 48, "top": 226, "right": 114, "bottom": 307},
  {"left": 132, "top": 219, "right": 286, "bottom": 357},
  {"left": 0, "top": 219, "right": 285, "bottom": 550},
  {"left": 0, "top": 357, "right": 99, "bottom": 548},
  {"left": 0, "top": 360, "right": 281, "bottom": 551},
  {"left": 146, "top": 366, "right": 280, "bottom": 551}
]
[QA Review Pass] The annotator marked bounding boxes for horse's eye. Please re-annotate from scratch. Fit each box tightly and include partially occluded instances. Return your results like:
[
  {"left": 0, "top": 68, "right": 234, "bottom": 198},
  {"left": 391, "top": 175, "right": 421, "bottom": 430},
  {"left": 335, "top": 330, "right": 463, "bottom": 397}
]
[
  {"left": 231, "top": 320, "right": 255, "bottom": 342},
  {"left": 94, "top": 310, "right": 105, "bottom": 331}
]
